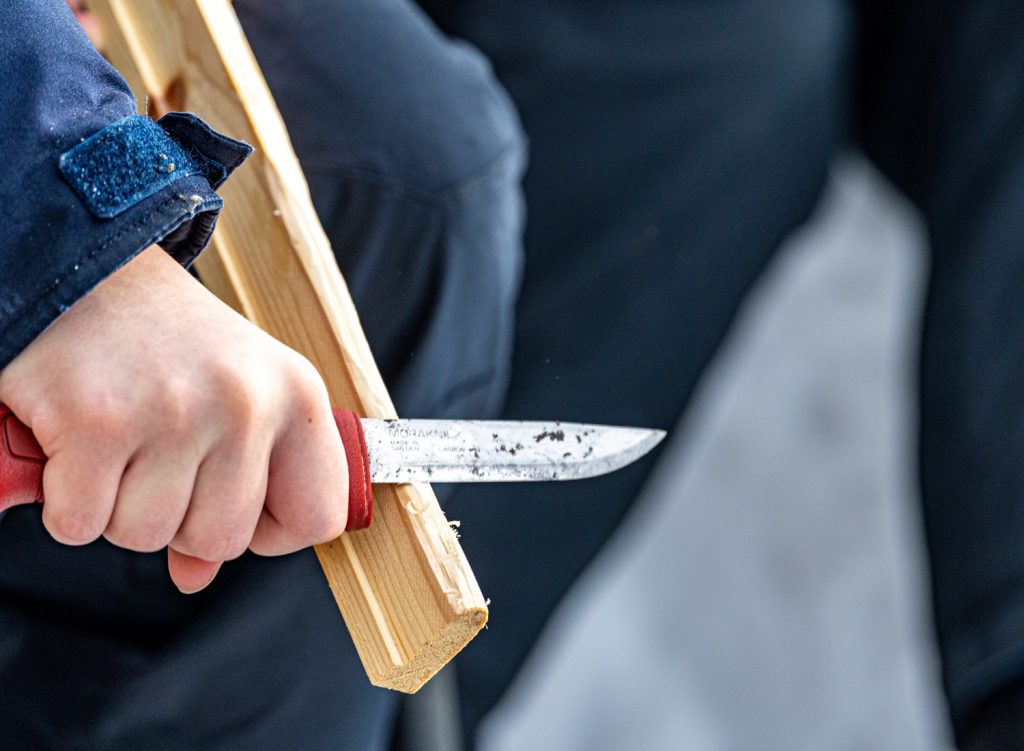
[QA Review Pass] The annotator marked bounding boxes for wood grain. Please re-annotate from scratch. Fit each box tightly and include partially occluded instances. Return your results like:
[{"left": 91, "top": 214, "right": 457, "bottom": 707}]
[{"left": 89, "top": 0, "right": 487, "bottom": 692}]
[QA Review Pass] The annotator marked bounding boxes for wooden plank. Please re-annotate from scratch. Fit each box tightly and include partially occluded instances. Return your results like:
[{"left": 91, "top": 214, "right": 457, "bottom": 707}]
[{"left": 88, "top": 0, "right": 487, "bottom": 692}]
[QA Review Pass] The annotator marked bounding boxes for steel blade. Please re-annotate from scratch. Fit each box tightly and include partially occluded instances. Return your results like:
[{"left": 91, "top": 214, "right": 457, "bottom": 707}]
[{"left": 361, "top": 419, "right": 666, "bottom": 483}]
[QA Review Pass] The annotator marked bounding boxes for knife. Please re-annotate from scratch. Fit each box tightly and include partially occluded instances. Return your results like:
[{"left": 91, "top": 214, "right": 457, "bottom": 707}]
[{"left": 0, "top": 403, "right": 665, "bottom": 532}]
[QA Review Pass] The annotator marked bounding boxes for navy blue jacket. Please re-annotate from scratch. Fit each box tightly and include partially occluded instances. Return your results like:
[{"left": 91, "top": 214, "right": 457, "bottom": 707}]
[{"left": 0, "top": 0, "right": 249, "bottom": 369}]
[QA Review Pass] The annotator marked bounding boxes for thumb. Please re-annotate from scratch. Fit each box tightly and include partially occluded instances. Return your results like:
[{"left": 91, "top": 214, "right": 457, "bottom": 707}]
[{"left": 167, "top": 547, "right": 222, "bottom": 594}]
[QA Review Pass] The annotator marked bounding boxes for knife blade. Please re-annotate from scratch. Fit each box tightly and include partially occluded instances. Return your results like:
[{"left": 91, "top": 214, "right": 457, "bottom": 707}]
[
  {"left": 363, "top": 418, "right": 665, "bottom": 483},
  {"left": 0, "top": 404, "right": 665, "bottom": 531}
]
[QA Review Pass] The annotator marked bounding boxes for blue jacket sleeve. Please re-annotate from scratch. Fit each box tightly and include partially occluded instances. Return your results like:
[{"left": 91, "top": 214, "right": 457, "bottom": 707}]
[{"left": 0, "top": 0, "right": 251, "bottom": 369}]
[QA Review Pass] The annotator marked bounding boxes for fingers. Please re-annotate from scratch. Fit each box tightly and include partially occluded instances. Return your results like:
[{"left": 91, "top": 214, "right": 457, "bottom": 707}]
[
  {"left": 249, "top": 375, "right": 347, "bottom": 557},
  {"left": 170, "top": 438, "right": 270, "bottom": 564},
  {"left": 41, "top": 445, "right": 122, "bottom": 546},
  {"left": 0, "top": 245, "right": 355, "bottom": 595},
  {"left": 166, "top": 548, "right": 221, "bottom": 594},
  {"left": 46, "top": 433, "right": 270, "bottom": 595},
  {"left": 35, "top": 370, "right": 342, "bottom": 585},
  {"left": 37, "top": 377, "right": 344, "bottom": 578},
  {"left": 103, "top": 443, "right": 197, "bottom": 553},
  {"left": 162, "top": 433, "right": 272, "bottom": 595}
]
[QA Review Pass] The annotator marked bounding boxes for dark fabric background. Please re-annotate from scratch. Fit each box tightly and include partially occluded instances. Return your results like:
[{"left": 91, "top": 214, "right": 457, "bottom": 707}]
[{"left": 421, "top": 0, "right": 1024, "bottom": 742}]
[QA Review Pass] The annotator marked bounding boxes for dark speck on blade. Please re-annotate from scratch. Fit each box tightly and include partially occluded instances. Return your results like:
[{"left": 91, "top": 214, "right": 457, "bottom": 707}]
[
  {"left": 584, "top": 446, "right": 594, "bottom": 458},
  {"left": 563, "top": 452, "right": 571, "bottom": 459},
  {"left": 575, "top": 435, "right": 582, "bottom": 443},
  {"left": 534, "top": 429, "right": 566, "bottom": 442}
]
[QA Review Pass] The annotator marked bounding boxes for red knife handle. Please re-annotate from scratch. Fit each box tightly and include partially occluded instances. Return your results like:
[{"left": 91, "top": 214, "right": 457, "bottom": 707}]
[
  {"left": 0, "top": 403, "right": 372, "bottom": 531},
  {"left": 0, "top": 404, "right": 46, "bottom": 510}
]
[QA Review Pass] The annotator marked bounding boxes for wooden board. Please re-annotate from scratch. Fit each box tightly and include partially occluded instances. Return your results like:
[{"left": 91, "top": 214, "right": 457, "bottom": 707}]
[{"left": 88, "top": 0, "right": 487, "bottom": 692}]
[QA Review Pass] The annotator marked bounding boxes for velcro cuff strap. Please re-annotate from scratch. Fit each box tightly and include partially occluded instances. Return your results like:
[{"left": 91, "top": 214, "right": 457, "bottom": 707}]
[{"left": 59, "top": 114, "right": 251, "bottom": 219}]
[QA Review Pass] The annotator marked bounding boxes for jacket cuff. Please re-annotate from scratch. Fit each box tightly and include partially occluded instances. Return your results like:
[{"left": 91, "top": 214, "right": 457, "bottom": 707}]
[
  {"left": 57, "top": 112, "right": 251, "bottom": 266},
  {"left": 0, "top": 115, "right": 251, "bottom": 369}
]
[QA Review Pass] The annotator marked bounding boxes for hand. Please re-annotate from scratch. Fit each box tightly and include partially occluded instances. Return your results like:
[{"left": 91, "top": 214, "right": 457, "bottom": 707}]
[{"left": 0, "top": 246, "right": 348, "bottom": 592}]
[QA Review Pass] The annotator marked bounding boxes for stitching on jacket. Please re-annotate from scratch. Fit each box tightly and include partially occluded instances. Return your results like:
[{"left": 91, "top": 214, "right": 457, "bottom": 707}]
[{"left": 0, "top": 190, "right": 215, "bottom": 341}]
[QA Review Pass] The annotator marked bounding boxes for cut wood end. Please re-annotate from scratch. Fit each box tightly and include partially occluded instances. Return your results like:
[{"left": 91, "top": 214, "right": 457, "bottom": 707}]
[
  {"left": 368, "top": 606, "right": 489, "bottom": 694},
  {"left": 313, "top": 530, "right": 488, "bottom": 694}
]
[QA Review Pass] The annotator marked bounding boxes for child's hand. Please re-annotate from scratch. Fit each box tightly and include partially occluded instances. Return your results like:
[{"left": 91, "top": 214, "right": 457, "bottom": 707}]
[{"left": 0, "top": 246, "right": 348, "bottom": 593}]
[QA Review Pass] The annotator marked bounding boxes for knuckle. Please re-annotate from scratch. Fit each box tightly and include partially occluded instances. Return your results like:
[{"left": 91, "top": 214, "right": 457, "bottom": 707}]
[
  {"left": 27, "top": 406, "right": 63, "bottom": 449},
  {"left": 154, "top": 377, "right": 202, "bottom": 435},
  {"left": 320, "top": 514, "right": 348, "bottom": 543},
  {"left": 178, "top": 519, "right": 252, "bottom": 562},
  {"left": 104, "top": 519, "right": 172, "bottom": 554},
  {"left": 74, "top": 393, "right": 132, "bottom": 441},
  {"left": 286, "top": 354, "right": 327, "bottom": 406},
  {"left": 217, "top": 533, "right": 251, "bottom": 561},
  {"left": 210, "top": 357, "right": 248, "bottom": 394},
  {"left": 213, "top": 365, "right": 267, "bottom": 430},
  {"left": 44, "top": 508, "right": 104, "bottom": 545},
  {"left": 303, "top": 499, "right": 347, "bottom": 544},
  {"left": 191, "top": 532, "right": 249, "bottom": 562},
  {"left": 174, "top": 525, "right": 208, "bottom": 558}
]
